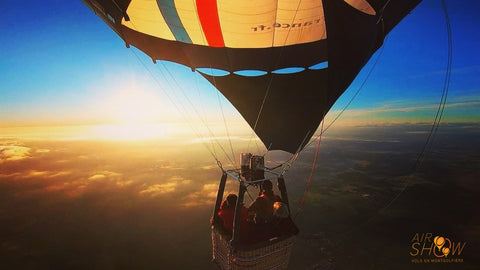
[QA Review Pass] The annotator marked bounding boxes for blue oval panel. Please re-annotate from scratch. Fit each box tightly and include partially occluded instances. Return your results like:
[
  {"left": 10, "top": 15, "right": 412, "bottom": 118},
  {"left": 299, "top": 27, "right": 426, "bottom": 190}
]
[
  {"left": 271, "top": 67, "right": 305, "bottom": 74},
  {"left": 308, "top": 61, "right": 328, "bottom": 70},
  {"left": 196, "top": 67, "right": 230, "bottom": 76},
  {"left": 234, "top": 70, "right": 268, "bottom": 77}
]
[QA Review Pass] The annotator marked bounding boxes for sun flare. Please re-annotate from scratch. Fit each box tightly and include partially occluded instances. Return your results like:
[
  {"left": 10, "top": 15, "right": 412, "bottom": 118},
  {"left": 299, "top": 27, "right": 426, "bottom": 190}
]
[
  {"left": 91, "top": 85, "right": 174, "bottom": 140},
  {"left": 103, "top": 86, "right": 164, "bottom": 125},
  {"left": 91, "top": 123, "right": 171, "bottom": 141}
]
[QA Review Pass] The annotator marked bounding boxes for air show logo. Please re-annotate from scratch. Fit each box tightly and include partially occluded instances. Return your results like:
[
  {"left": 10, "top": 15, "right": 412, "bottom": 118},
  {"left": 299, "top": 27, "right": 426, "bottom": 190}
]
[
  {"left": 432, "top": 236, "right": 451, "bottom": 257},
  {"left": 410, "top": 233, "right": 466, "bottom": 264}
]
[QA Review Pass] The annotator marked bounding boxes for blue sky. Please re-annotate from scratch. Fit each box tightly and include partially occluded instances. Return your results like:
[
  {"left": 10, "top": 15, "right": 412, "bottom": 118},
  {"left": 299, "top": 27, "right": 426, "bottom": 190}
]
[{"left": 0, "top": 0, "right": 479, "bottom": 127}]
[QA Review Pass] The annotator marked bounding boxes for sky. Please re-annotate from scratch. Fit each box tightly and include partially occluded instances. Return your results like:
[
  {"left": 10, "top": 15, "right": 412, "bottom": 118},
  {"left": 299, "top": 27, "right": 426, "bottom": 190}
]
[{"left": 0, "top": 0, "right": 479, "bottom": 131}]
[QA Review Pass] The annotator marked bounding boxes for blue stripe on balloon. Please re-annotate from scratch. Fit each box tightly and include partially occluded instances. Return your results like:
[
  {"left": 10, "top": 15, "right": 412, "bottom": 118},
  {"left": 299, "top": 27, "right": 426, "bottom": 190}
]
[{"left": 156, "top": 0, "right": 192, "bottom": 43}]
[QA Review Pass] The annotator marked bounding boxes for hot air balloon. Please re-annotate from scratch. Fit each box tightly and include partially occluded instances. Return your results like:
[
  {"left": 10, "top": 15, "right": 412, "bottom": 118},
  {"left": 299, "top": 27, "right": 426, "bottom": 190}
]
[{"left": 83, "top": 0, "right": 422, "bottom": 269}]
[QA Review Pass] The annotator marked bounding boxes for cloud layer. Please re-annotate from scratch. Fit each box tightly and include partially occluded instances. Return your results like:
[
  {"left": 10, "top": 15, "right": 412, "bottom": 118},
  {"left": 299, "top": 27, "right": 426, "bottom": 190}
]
[{"left": 1, "top": 123, "right": 479, "bottom": 269}]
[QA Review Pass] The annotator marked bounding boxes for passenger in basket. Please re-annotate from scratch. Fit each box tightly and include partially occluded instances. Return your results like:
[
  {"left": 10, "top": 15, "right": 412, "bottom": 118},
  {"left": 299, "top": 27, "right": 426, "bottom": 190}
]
[
  {"left": 217, "top": 194, "right": 248, "bottom": 238},
  {"left": 248, "top": 180, "right": 281, "bottom": 225}
]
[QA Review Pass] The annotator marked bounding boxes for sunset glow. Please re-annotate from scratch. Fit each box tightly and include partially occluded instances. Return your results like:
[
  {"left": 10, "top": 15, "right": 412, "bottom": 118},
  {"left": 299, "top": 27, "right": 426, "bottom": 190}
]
[
  {"left": 101, "top": 87, "right": 164, "bottom": 125},
  {"left": 89, "top": 123, "right": 170, "bottom": 141}
]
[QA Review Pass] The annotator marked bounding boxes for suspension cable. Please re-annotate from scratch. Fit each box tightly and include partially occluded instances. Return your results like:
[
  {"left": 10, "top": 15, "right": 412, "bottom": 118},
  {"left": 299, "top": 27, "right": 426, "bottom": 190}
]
[
  {"left": 216, "top": 88, "right": 238, "bottom": 168},
  {"left": 127, "top": 49, "right": 218, "bottom": 156},
  {"left": 156, "top": 61, "right": 236, "bottom": 167},
  {"left": 126, "top": 18, "right": 242, "bottom": 168},
  {"left": 194, "top": 73, "right": 219, "bottom": 162}
]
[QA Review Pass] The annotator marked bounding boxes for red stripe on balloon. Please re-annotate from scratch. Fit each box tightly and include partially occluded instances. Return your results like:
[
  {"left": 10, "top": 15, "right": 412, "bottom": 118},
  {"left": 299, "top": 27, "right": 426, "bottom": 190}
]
[{"left": 196, "top": 0, "right": 225, "bottom": 47}]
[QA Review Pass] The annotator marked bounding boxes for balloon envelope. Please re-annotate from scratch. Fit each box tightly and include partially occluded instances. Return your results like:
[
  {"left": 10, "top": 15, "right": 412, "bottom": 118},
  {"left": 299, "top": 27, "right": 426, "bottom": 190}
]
[{"left": 83, "top": 0, "right": 422, "bottom": 153}]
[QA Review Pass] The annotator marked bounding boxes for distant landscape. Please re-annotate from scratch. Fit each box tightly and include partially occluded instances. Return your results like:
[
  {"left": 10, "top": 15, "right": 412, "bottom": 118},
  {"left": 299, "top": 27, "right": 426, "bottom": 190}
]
[{"left": 1, "top": 123, "right": 479, "bottom": 269}]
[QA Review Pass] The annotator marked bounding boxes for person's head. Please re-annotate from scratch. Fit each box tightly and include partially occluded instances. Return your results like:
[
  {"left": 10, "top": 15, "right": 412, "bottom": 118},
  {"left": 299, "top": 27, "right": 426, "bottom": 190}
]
[
  {"left": 261, "top": 180, "right": 273, "bottom": 192},
  {"left": 221, "top": 193, "right": 237, "bottom": 209}
]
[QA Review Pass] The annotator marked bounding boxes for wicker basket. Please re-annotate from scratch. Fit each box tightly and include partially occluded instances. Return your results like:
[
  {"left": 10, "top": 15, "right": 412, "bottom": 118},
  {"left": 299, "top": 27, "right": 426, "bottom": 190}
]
[{"left": 212, "top": 227, "right": 295, "bottom": 270}]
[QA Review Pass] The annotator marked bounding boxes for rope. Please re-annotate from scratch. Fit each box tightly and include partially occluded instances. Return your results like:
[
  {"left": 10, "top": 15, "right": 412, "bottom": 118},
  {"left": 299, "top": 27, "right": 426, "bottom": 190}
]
[
  {"left": 371, "top": 0, "right": 452, "bottom": 218},
  {"left": 293, "top": 113, "right": 325, "bottom": 220},
  {"left": 417, "top": 0, "right": 452, "bottom": 164},
  {"left": 339, "top": 0, "right": 453, "bottom": 237}
]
